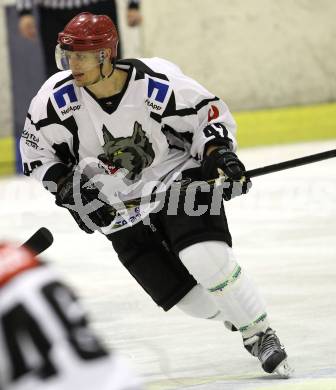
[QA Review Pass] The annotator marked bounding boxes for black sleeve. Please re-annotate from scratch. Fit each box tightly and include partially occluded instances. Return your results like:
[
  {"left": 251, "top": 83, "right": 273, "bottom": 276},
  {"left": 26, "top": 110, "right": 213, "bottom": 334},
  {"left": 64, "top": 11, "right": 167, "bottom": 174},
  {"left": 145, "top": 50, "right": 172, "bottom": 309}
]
[{"left": 42, "top": 163, "right": 71, "bottom": 195}]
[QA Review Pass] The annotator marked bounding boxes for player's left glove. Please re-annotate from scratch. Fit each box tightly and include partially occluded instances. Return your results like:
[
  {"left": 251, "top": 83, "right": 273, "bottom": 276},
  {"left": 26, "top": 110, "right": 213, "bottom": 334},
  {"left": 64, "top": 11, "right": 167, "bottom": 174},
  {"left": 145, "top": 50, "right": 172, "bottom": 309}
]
[{"left": 201, "top": 146, "right": 252, "bottom": 201}]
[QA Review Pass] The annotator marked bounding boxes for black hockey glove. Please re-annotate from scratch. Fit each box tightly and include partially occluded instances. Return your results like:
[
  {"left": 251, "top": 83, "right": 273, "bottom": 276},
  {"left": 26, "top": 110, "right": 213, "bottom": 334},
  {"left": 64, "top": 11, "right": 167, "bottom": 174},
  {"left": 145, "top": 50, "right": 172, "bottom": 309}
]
[
  {"left": 55, "top": 171, "right": 114, "bottom": 234},
  {"left": 201, "top": 147, "right": 252, "bottom": 200}
]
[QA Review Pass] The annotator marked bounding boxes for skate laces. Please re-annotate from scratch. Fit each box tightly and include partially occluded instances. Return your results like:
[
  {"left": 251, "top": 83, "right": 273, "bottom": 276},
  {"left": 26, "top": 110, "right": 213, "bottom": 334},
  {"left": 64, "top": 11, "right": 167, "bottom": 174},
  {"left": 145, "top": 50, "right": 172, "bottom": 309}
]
[
  {"left": 259, "top": 329, "right": 283, "bottom": 361},
  {"left": 244, "top": 328, "right": 284, "bottom": 361}
]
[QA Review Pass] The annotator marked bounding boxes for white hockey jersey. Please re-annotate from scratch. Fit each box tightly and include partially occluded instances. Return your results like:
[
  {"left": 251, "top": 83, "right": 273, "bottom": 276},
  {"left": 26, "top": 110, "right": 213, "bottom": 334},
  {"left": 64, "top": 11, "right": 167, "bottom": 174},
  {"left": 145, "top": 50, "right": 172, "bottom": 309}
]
[
  {"left": 0, "top": 243, "right": 141, "bottom": 390},
  {"left": 20, "top": 57, "right": 237, "bottom": 233}
]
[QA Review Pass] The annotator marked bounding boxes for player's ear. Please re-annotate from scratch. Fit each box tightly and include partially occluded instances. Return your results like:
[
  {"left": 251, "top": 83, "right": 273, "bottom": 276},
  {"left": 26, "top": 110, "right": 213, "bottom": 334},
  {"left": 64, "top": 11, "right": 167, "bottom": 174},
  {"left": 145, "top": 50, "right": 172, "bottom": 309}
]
[{"left": 104, "top": 48, "right": 112, "bottom": 61}]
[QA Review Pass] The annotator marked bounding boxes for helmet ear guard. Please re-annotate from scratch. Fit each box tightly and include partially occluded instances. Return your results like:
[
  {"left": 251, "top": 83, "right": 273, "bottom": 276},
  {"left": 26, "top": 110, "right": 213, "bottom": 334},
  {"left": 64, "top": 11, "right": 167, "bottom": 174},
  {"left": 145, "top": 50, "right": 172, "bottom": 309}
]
[{"left": 99, "top": 50, "right": 105, "bottom": 63}]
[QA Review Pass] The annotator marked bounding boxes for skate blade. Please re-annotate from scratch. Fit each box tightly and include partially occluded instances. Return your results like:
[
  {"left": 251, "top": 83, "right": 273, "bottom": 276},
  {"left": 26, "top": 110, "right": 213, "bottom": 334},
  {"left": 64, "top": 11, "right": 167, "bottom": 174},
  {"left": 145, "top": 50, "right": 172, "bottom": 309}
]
[{"left": 274, "top": 358, "right": 294, "bottom": 378}]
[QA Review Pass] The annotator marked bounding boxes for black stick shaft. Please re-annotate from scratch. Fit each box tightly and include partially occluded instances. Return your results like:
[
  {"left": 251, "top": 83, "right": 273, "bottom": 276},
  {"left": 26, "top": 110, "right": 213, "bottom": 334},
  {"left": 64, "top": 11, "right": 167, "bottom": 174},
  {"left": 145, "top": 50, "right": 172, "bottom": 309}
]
[
  {"left": 246, "top": 148, "right": 336, "bottom": 178},
  {"left": 21, "top": 227, "right": 54, "bottom": 255},
  {"left": 111, "top": 148, "right": 336, "bottom": 210}
]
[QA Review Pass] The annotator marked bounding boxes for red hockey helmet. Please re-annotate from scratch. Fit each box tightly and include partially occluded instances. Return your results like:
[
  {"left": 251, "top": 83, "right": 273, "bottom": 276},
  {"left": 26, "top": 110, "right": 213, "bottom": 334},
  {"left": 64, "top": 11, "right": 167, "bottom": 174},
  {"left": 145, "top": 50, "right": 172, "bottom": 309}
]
[{"left": 58, "top": 12, "right": 119, "bottom": 56}]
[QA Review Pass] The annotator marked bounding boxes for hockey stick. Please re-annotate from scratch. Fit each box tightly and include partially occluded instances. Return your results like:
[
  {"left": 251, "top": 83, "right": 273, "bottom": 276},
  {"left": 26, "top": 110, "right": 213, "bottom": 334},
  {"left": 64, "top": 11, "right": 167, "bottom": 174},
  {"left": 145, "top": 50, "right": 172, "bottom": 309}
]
[
  {"left": 110, "top": 148, "right": 336, "bottom": 211},
  {"left": 21, "top": 227, "right": 54, "bottom": 255},
  {"left": 246, "top": 148, "right": 336, "bottom": 179}
]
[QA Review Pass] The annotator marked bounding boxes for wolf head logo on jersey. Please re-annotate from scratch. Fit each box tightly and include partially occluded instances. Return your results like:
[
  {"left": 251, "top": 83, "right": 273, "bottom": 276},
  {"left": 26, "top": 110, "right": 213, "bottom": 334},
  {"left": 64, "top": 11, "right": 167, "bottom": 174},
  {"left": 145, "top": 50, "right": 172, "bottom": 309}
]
[{"left": 99, "top": 122, "right": 155, "bottom": 180}]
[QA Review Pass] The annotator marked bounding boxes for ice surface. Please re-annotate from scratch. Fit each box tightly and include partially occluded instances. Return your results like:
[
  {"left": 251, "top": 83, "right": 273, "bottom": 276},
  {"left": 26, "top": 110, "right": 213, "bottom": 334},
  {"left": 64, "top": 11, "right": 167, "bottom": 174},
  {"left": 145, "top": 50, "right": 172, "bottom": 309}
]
[{"left": 1, "top": 140, "right": 335, "bottom": 389}]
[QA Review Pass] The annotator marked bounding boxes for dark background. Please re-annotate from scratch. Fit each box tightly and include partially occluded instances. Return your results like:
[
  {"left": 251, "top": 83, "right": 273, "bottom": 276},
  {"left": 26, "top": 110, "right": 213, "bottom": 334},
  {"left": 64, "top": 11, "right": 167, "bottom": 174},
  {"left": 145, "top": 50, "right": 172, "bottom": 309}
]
[{"left": 6, "top": 6, "right": 46, "bottom": 172}]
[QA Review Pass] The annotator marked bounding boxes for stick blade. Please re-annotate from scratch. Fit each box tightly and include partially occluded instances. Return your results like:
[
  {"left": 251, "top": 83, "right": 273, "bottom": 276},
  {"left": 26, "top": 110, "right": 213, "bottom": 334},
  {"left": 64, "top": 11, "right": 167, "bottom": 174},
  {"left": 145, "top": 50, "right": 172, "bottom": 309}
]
[{"left": 22, "top": 227, "right": 54, "bottom": 255}]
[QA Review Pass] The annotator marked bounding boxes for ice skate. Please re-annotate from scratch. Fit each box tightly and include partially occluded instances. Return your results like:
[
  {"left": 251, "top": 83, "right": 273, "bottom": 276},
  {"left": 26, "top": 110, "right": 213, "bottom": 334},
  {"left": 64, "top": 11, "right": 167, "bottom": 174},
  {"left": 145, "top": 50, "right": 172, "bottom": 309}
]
[{"left": 243, "top": 328, "right": 293, "bottom": 378}]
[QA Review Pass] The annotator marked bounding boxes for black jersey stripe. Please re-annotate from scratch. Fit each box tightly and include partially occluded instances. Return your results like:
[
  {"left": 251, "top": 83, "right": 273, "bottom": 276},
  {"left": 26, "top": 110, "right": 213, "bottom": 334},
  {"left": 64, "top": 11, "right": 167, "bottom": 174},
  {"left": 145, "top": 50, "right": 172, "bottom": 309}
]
[
  {"left": 162, "top": 93, "right": 219, "bottom": 119},
  {"left": 162, "top": 124, "right": 193, "bottom": 146},
  {"left": 46, "top": 100, "right": 80, "bottom": 163},
  {"left": 26, "top": 112, "right": 54, "bottom": 131},
  {"left": 54, "top": 74, "right": 74, "bottom": 90},
  {"left": 117, "top": 59, "right": 169, "bottom": 81},
  {"left": 26, "top": 100, "right": 80, "bottom": 163},
  {"left": 195, "top": 96, "right": 219, "bottom": 111},
  {"left": 150, "top": 112, "right": 162, "bottom": 123},
  {"left": 162, "top": 92, "right": 196, "bottom": 119}
]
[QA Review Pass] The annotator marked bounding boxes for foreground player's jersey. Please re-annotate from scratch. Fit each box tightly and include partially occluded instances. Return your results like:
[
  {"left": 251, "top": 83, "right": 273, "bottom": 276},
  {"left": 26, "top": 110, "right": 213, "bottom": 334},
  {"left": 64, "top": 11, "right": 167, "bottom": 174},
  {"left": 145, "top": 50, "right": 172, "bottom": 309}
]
[
  {"left": 20, "top": 57, "right": 237, "bottom": 232},
  {"left": 0, "top": 244, "right": 141, "bottom": 390}
]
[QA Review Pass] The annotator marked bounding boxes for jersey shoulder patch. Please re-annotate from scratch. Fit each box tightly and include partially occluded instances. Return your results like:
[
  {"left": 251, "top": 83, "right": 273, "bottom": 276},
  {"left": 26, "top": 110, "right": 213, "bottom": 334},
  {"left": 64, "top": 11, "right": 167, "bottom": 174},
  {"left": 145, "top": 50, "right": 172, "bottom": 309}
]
[
  {"left": 51, "top": 77, "right": 82, "bottom": 120},
  {"left": 118, "top": 58, "right": 173, "bottom": 116},
  {"left": 32, "top": 72, "right": 80, "bottom": 122},
  {"left": 144, "top": 76, "right": 171, "bottom": 115}
]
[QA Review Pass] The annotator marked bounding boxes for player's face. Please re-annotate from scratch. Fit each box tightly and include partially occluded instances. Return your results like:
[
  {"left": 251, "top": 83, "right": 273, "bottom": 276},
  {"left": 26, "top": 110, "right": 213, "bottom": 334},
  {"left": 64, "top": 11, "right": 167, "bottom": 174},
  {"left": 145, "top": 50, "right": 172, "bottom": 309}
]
[{"left": 66, "top": 50, "right": 102, "bottom": 86}]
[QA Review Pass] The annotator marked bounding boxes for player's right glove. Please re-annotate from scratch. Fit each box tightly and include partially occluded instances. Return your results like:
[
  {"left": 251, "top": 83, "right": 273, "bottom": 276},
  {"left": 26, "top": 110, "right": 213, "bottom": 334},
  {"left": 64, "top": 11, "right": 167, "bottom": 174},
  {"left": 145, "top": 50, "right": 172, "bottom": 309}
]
[
  {"left": 55, "top": 171, "right": 114, "bottom": 234},
  {"left": 201, "top": 146, "right": 252, "bottom": 200}
]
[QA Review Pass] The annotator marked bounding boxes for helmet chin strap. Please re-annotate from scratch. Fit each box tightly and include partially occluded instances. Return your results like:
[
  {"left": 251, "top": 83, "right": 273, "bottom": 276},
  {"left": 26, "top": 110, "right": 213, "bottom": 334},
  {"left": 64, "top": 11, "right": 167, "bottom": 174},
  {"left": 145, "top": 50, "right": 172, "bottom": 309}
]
[{"left": 86, "top": 56, "right": 116, "bottom": 86}]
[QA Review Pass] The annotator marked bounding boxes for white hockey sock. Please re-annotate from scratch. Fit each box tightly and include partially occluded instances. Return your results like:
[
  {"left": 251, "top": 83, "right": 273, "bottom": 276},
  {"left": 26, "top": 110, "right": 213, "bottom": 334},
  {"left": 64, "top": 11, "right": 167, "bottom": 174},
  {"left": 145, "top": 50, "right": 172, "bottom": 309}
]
[
  {"left": 176, "top": 284, "right": 227, "bottom": 320},
  {"left": 179, "top": 241, "right": 270, "bottom": 338}
]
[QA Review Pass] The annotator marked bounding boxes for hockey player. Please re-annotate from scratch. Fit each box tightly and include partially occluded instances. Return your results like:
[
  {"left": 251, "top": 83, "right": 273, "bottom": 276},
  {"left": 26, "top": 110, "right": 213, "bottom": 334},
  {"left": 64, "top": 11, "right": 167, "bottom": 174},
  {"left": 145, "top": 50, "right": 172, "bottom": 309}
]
[
  {"left": 0, "top": 241, "right": 142, "bottom": 390},
  {"left": 20, "top": 12, "right": 292, "bottom": 377}
]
